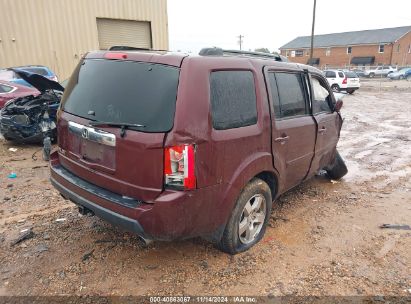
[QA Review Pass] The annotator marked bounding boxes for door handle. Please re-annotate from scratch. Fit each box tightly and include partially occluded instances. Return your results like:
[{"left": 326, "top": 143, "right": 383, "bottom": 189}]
[
  {"left": 275, "top": 135, "right": 289, "bottom": 144},
  {"left": 318, "top": 127, "right": 327, "bottom": 134}
]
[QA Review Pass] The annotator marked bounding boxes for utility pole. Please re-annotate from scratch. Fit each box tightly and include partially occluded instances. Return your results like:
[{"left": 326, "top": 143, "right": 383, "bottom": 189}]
[
  {"left": 309, "top": 0, "right": 317, "bottom": 65},
  {"left": 238, "top": 35, "right": 244, "bottom": 50}
]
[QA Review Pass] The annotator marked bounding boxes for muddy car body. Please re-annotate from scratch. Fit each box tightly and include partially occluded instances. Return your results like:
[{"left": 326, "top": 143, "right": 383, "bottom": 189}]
[
  {"left": 50, "top": 49, "right": 347, "bottom": 253},
  {"left": 0, "top": 70, "right": 64, "bottom": 143}
]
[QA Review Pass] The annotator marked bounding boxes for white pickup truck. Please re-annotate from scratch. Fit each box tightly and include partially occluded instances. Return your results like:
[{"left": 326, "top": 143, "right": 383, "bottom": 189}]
[{"left": 363, "top": 66, "right": 397, "bottom": 78}]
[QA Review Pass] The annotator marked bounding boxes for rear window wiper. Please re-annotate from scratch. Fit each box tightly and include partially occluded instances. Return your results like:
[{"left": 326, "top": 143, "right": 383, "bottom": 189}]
[{"left": 89, "top": 121, "right": 146, "bottom": 138}]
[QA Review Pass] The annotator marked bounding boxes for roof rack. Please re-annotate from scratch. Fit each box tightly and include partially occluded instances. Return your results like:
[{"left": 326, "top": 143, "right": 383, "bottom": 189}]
[
  {"left": 108, "top": 46, "right": 170, "bottom": 53},
  {"left": 199, "top": 47, "right": 287, "bottom": 62},
  {"left": 109, "top": 46, "right": 151, "bottom": 51}
]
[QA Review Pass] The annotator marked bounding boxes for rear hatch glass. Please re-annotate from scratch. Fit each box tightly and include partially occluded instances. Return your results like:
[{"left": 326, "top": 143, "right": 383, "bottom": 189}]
[
  {"left": 345, "top": 71, "right": 358, "bottom": 78},
  {"left": 58, "top": 59, "right": 180, "bottom": 202},
  {"left": 61, "top": 59, "right": 179, "bottom": 132}
]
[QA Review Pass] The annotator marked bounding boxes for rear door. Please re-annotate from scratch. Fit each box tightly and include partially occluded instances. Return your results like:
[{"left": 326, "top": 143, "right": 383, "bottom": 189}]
[
  {"left": 58, "top": 58, "right": 180, "bottom": 202},
  {"left": 309, "top": 74, "right": 341, "bottom": 174},
  {"left": 265, "top": 69, "right": 316, "bottom": 192}
]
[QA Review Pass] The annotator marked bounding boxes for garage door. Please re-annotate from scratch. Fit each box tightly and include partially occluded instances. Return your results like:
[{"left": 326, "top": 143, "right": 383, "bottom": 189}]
[{"left": 97, "top": 18, "right": 152, "bottom": 50}]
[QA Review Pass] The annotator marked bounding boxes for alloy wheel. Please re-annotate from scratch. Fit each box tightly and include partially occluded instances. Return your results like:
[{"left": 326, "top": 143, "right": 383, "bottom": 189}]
[{"left": 238, "top": 194, "right": 266, "bottom": 244}]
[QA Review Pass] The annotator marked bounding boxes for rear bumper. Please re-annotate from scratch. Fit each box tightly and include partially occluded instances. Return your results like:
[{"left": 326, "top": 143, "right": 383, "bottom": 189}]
[
  {"left": 50, "top": 152, "right": 226, "bottom": 240},
  {"left": 342, "top": 86, "right": 360, "bottom": 91},
  {"left": 51, "top": 175, "right": 147, "bottom": 237}
]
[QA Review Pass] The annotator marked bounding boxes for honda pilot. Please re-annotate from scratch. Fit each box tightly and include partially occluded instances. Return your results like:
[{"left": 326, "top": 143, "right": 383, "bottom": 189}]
[{"left": 50, "top": 48, "right": 347, "bottom": 254}]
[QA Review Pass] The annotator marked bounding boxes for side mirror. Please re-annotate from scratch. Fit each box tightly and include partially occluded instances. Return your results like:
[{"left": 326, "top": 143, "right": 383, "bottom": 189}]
[{"left": 334, "top": 99, "right": 343, "bottom": 112}]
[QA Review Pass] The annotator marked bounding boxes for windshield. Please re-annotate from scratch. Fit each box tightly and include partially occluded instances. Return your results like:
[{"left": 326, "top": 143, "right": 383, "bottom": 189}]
[{"left": 61, "top": 59, "right": 180, "bottom": 132}]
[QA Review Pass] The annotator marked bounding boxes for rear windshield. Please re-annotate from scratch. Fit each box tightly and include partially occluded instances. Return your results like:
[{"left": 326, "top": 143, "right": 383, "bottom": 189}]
[
  {"left": 345, "top": 71, "right": 358, "bottom": 78},
  {"left": 61, "top": 59, "right": 180, "bottom": 132}
]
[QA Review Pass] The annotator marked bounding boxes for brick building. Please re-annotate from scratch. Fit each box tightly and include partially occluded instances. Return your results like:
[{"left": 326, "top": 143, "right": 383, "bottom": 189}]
[{"left": 279, "top": 26, "right": 411, "bottom": 68}]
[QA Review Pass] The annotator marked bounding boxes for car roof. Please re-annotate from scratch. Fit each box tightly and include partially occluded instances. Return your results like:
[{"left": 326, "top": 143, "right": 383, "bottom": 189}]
[{"left": 85, "top": 50, "right": 322, "bottom": 74}]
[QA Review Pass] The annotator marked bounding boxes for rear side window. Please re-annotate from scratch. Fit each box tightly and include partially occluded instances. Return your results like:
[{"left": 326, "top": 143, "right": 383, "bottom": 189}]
[
  {"left": 338, "top": 72, "right": 344, "bottom": 78},
  {"left": 270, "top": 72, "right": 308, "bottom": 119},
  {"left": 210, "top": 71, "right": 257, "bottom": 130},
  {"left": 325, "top": 71, "right": 336, "bottom": 78}
]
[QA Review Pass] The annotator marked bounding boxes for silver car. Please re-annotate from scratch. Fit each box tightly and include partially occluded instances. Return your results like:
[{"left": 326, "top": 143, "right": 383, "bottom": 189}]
[{"left": 387, "top": 68, "right": 411, "bottom": 80}]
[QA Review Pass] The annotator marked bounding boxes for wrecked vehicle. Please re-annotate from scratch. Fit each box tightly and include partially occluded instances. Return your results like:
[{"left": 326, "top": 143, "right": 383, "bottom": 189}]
[
  {"left": 0, "top": 80, "right": 39, "bottom": 109},
  {"left": 50, "top": 48, "right": 347, "bottom": 254},
  {"left": 0, "top": 70, "right": 64, "bottom": 143}
]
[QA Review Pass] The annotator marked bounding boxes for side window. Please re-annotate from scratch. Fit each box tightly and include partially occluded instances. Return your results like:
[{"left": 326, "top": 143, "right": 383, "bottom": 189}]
[
  {"left": 210, "top": 71, "right": 257, "bottom": 130},
  {"left": 338, "top": 72, "right": 344, "bottom": 78},
  {"left": 0, "top": 84, "right": 13, "bottom": 93},
  {"left": 325, "top": 71, "right": 336, "bottom": 78},
  {"left": 312, "top": 77, "right": 332, "bottom": 114},
  {"left": 267, "top": 73, "right": 281, "bottom": 118},
  {"left": 269, "top": 72, "right": 308, "bottom": 119}
]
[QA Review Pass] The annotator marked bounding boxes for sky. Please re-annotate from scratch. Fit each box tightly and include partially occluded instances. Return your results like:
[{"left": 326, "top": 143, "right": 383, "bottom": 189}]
[{"left": 167, "top": 0, "right": 411, "bottom": 54}]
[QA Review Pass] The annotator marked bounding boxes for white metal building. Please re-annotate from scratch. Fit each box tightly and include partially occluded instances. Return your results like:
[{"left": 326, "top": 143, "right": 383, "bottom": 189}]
[{"left": 0, "top": 0, "right": 169, "bottom": 79}]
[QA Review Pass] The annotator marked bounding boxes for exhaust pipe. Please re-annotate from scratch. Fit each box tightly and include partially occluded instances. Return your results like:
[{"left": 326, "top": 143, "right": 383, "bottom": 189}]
[
  {"left": 138, "top": 235, "right": 153, "bottom": 246},
  {"left": 78, "top": 206, "right": 95, "bottom": 216}
]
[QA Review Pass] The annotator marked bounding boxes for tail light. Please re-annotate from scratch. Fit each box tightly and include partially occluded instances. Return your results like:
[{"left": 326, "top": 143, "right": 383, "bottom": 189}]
[
  {"left": 164, "top": 144, "right": 196, "bottom": 190},
  {"left": 342, "top": 77, "right": 347, "bottom": 84}
]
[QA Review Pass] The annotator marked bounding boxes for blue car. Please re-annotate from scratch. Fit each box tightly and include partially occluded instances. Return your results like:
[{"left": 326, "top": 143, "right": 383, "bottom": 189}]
[{"left": 0, "top": 65, "right": 58, "bottom": 87}]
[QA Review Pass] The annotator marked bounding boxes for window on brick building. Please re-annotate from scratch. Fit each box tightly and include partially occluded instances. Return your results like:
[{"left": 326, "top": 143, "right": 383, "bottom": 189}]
[
  {"left": 397, "top": 44, "right": 401, "bottom": 52},
  {"left": 347, "top": 46, "right": 352, "bottom": 54},
  {"left": 326, "top": 48, "right": 331, "bottom": 56},
  {"left": 379, "top": 44, "right": 385, "bottom": 53},
  {"left": 408, "top": 44, "right": 411, "bottom": 53},
  {"left": 295, "top": 50, "right": 304, "bottom": 57}
]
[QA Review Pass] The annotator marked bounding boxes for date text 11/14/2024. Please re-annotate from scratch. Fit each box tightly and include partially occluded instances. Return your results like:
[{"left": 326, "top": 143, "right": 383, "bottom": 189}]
[{"left": 149, "top": 296, "right": 257, "bottom": 303}]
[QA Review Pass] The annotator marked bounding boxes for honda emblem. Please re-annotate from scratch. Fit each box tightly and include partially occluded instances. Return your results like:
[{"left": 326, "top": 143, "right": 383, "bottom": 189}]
[{"left": 81, "top": 128, "right": 89, "bottom": 139}]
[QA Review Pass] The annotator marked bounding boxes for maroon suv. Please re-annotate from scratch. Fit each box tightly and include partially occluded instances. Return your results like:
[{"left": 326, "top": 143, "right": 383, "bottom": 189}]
[{"left": 50, "top": 49, "right": 347, "bottom": 254}]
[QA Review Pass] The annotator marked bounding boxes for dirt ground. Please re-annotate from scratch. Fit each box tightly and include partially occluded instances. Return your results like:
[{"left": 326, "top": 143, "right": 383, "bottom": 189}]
[{"left": 0, "top": 79, "right": 410, "bottom": 297}]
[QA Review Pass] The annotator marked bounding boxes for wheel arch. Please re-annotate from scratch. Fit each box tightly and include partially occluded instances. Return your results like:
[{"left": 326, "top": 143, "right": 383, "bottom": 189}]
[
  {"left": 255, "top": 171, "right": 279, "bottom": 200},
  {"left": 205, "top": 153, "right": 279, "bottom": 243}
]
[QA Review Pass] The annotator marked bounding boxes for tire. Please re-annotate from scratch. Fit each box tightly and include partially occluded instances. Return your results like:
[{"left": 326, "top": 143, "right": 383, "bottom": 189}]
[
  {"left": 347, "top": 89, "right": 355, "bottom": 94},
  {"left": 331, "top": 84, "right": 340, "bottom": 92},
  {"left": 369, "top": 73, "right": 375, "bottom": 78},
  {"left": 399, "top": 75, "right": 404, "bottom": 80},
  {"left": 218, "top": 178, "right": 272, "bottom": 254},
  {"left": 326, "top": 150, "right": 348, "bottom": 180}
]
